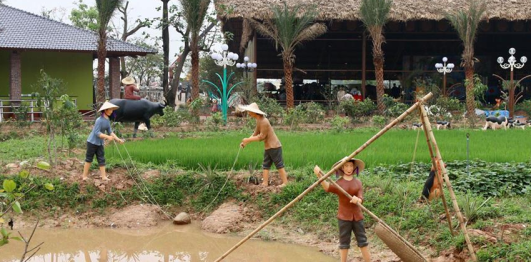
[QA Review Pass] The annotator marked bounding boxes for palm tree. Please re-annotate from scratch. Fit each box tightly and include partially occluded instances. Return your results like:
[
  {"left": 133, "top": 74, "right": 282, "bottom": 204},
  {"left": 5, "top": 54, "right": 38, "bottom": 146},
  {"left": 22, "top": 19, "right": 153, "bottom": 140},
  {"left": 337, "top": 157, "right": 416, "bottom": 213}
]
[
  {"left": 447, "top": 0, "right": 486, "bottom": 117},
  {"left": 359, "top": 0, "right": 392, "bottom": 114},
  {"left": 95, "top": 0, "right": 123, "bottom": 104},
  {"left": 180, "top": 0, "right": 211, "bottom": 100},
  {"left": 250, "top": 3, "right": 327, "bottom": 108}
]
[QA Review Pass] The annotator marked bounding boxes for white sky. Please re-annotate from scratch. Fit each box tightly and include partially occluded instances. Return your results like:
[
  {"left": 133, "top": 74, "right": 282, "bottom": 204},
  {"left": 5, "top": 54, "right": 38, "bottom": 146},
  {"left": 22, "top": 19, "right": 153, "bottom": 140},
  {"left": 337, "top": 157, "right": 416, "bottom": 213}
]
[{"left": 3, "top": 0, "right": 184, "bottom": 61}]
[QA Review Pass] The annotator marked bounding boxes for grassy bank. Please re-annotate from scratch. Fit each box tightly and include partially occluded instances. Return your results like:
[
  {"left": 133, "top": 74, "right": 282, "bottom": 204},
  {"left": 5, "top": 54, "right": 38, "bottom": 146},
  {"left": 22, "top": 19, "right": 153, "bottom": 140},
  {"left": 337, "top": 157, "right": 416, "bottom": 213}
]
[
  {"left": 107, "top": 129, "right": 531, "bottom": 169},
  {"left": 3, "top": 160, "right": 530, "bottom": 261}
]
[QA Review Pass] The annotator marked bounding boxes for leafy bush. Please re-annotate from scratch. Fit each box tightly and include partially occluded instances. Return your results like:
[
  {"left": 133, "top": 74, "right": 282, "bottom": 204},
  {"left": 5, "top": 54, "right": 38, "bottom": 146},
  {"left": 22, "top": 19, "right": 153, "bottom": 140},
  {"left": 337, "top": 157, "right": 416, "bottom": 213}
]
[
  {"left": 340, "top": 99, "right": 376, "bottom": 122},
  {"left": 206, "top": 112, "right": 223, "bottom": 131},
  {"left": 12, "top": 103, "right": 31, "bottom": 127},
  {"left": 371, "top": 115, "right": 387, "bottom": 128},
  {"left": 331, "top": 115, "right": 350, "bottom": 132},
  {"left": 257, "top": 96, "right": 284, "bottom": 125},
  {"left": 165, "top": 107, "right": 188, "bottom": 127},
  {"left": 385, "top": 102, "right": 409, "bottom": 117},
  {"left": 284, "top": 107, "right": 305, "bottom": 130},
  {"left": 299, "top": 102, "right": 325, "bottom": 124},
  {"left": 57, "top": 95, "right": 83, "bottom": 153},
  {"left": 515, "top": 100, "right": 531, "bottom": 117}
]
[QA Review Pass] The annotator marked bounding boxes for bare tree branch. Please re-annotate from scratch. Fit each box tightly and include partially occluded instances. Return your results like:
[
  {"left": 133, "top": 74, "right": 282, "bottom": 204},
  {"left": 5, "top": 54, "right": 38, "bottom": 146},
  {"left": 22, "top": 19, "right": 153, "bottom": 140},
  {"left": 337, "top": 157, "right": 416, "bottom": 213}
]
[{"left": 19, "top": 219, "right": 43, "bottom": 262}]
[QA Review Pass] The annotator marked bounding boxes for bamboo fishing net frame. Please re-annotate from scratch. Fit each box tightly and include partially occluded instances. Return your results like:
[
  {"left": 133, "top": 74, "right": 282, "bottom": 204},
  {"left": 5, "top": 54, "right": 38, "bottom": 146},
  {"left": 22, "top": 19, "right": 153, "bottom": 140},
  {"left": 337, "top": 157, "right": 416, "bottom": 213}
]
[
  {"left": 418, "top": 105, "right": 477, "bottom": 261},
  {"left": 214, "top": 93, "right": 476, "bottom": 261}
]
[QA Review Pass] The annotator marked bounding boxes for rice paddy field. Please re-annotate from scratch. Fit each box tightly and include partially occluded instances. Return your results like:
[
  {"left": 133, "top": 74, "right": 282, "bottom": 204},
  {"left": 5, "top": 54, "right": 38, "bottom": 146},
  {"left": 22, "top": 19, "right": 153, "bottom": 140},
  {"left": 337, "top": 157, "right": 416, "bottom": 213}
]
[{"left": 107, "top": 129, "right": 531, "bottom": 170}]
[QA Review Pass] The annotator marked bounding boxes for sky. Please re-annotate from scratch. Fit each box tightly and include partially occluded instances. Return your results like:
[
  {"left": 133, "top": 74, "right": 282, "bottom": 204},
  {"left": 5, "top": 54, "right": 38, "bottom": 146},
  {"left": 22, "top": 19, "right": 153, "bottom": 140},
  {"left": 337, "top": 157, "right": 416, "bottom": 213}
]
[{"left": 3, "top": 0, "right": 184, "bottom": 62}]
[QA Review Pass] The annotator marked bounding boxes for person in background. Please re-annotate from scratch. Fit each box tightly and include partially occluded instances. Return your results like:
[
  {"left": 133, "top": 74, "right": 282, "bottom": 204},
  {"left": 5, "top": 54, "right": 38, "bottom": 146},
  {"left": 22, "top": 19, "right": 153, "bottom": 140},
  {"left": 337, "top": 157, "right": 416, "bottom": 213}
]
[{"left": 122, "top": 76, "right": 141, "bottom": 100}]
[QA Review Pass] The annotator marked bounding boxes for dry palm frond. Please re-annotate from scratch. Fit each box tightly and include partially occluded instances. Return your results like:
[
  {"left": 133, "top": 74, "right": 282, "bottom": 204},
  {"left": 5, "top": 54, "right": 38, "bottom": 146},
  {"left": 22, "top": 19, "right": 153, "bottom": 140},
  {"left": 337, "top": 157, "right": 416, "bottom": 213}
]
[
  {"left": 291, "top": 23, "right": 327, "bottom": 51},
  {"left": 240, "top": 18, "right": 254, "bottom": 51},
  {"left": 446, "top": 0, "right": 486, "bottom": 67},
  {"left": 359, "top": 0, "right": 392, "bottom": 28}
]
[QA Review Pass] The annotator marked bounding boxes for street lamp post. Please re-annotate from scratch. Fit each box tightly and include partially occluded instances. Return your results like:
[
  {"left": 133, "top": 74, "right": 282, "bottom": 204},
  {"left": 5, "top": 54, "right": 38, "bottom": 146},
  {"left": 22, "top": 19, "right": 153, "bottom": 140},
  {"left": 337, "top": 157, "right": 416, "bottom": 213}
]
[
  {"left": 203, "top": 43, "right": 243, "bottom": 124},
  {"left": 435, "top": 57, "right": 455, "bottom": 97},
  {"left": 236, "top": 56, "right": 258, "bottom": 95},
  {"left": 497, "top": 48, "right": 527, "bottom": 118}
]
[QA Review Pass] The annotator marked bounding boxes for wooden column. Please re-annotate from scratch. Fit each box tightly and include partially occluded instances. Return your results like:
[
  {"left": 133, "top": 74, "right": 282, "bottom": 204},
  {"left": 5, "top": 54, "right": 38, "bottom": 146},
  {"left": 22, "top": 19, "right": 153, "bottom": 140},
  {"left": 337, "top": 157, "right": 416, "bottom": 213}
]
[
  {"left": 361, "top": 31, "right": 367, "bottom": 99},
  {"left": 108, "top": 57, "right": 121, "bottom": 99},
  {"left": 9, "top": 51, "right": 22, "bottom": 104}
]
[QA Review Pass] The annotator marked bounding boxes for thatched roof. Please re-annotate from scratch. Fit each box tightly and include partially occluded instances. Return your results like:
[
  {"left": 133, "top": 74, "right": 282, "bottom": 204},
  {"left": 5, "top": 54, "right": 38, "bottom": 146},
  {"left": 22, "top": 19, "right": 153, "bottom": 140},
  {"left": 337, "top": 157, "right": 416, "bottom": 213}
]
[{"left": 215, "top": 0, "right": 531, "bottom": 21}]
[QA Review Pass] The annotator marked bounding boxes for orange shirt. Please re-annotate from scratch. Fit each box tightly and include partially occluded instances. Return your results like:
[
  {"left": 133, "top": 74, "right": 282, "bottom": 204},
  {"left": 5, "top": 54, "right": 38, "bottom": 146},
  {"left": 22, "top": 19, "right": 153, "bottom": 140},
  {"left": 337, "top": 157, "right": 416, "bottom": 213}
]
[{"left": 327, "top": 178, "right": 364, "bottom": 221}]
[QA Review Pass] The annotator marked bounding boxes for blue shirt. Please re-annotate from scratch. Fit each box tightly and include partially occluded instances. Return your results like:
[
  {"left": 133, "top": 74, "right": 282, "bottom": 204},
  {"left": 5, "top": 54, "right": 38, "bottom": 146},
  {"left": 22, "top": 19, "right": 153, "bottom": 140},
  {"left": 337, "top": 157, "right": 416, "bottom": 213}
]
[{"left": 87, "top": 116, "right": 112, "bottom": 146}]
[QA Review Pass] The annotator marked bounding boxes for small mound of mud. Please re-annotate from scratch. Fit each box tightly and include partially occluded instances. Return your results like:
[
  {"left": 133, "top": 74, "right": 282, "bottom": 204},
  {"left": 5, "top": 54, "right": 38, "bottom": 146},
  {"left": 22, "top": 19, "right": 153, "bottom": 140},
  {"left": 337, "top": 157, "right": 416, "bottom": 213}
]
[
  {"left": 202, "top": 203, "right": 246, "bottom": 233},
  {"left": 108, "top": 204, "right": 163, "bottom": 228}
]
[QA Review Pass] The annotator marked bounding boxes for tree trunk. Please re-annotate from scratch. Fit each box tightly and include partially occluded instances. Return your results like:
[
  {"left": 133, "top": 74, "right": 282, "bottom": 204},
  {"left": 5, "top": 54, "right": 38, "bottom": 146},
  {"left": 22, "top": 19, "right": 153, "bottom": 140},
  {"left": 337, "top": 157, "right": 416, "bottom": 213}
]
[
  {"left": 97, "top": 33, "right": 107, "bottom": 104},
  {"left": 374, "top": 56, "right": 386, "bottom": 114},
  {"left": 191, "top": 45, "right": 200, "bottom": 100},
  {"left": 162, "top": 0, "right": 170, "bottom": 96},
  {"left": 120, "top": 57, "right": 127, "bottom": 78},
  {"left": 283, "top": 58, "right": 294, "bottom": 109},
  {"left": 465, "top": 66, "right": 475, "bottom": 117},
  {"left": 169, "top": 47, "right": 190, "bottom": 107},
  {"left": 369, "top": 27, "right": 386, "bottom": 114}
]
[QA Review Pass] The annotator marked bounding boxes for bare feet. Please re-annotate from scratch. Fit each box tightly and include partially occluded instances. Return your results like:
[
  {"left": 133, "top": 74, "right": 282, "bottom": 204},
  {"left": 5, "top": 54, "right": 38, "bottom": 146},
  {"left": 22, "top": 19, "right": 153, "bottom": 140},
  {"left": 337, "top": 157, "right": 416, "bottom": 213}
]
[
  {"left": 261, "top": 182, "right": 268, "bottom": 187},
  {"left": 82, "top": 177, "right": 89, "bottom": 181},
  {"left": 278, "top": 183, "right": 288, "bottom": 188},
  {"left": 101, "top": 177, "right": 111, "bottom": 181}
]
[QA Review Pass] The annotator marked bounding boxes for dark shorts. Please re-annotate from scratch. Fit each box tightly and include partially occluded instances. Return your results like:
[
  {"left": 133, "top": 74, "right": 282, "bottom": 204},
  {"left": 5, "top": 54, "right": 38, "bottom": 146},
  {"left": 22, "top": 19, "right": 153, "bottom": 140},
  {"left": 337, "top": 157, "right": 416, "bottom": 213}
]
[
  {"left": 338, "top": 219, "right": 368, "bottom": 249},
  {"left": 85, "top": 142, "right": 105, "bottom": 166},
  {"left": 262, "top": 147, "right": 284, "bottom": 170}
]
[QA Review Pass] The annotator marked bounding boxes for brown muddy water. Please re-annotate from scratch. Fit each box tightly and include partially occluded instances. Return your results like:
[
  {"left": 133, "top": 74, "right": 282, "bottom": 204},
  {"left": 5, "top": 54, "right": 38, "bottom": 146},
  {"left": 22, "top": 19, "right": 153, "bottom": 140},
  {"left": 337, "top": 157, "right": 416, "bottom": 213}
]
[{"left": 0, "top": 222, "right": 335, "bottom": 262}]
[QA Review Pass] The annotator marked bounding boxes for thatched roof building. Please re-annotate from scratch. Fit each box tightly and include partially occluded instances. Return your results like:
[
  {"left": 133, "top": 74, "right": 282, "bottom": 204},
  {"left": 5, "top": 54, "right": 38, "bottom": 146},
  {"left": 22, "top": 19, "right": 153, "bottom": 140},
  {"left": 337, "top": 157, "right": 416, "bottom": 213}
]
[
  {"left": 214, "top": 0, "right": 531, "bottom": 104},
  {"left": 216, "top": 0, "right": 531, "bottom": 21}
]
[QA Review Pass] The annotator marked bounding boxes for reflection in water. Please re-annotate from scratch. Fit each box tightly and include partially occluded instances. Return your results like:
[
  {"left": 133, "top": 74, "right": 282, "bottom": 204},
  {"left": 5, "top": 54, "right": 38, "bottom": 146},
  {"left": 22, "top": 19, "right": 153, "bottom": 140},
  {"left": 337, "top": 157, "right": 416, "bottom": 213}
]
[{"left": 0, "top": 222, "right": 335, "bottom": 262}]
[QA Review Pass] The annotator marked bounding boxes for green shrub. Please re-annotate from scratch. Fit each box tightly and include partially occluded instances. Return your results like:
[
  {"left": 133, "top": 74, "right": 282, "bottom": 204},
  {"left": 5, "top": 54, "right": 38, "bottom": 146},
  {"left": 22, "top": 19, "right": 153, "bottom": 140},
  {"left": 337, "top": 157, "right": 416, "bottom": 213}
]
[
  {"left": 206, "top": 112, "right": 223, "bottom": 131},
  {"left": 331, "top": 115, "right": 350, "bottom": 132},
  {"left": 299, "top": 102, "right": 325, "bottom": 124},
  {"left": 515, "top": 100, "right": 531, "bottom": 117},
  {"left": 257, "top": 96, "right": 284, "bottom": 125},
  {"left": 284, "top": 107, "right": 305, "bottom": 130},
  {"left": 372, "top": 115, "right": 387, "bottom": 128},
  {"left": 386, "top": 102, "right": 409, "bottom": 117},
  {"left": 435, "top": 97, "right": 464, "bottom": 120},
  {"left": 340, "top": 99, "right": 376, "bottom": 122}
]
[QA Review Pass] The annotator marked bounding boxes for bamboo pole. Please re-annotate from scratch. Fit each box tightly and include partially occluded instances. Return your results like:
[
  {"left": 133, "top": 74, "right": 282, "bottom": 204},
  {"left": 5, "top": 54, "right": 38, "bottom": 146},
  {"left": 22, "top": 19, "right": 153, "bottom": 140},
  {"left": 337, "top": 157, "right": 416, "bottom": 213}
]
[
  {"left": 213, "top": 93, "right": 434, "bottom": 262},
  {"left": 418, "top": 105, "right": 477, "bottom": 261},
  {"left": 317, "top": 170, "right": 428, "bottom": 261},
  {"left": 417, "top": 107, "right": 454, "bottom": 235}
]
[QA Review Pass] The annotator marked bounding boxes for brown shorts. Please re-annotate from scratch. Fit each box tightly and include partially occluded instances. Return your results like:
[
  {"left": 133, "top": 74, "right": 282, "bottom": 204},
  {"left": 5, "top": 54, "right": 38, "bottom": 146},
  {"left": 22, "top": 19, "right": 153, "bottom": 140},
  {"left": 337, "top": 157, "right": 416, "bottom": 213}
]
[{"left": 338, "top": 219, "right": 368, "bottom": 249}]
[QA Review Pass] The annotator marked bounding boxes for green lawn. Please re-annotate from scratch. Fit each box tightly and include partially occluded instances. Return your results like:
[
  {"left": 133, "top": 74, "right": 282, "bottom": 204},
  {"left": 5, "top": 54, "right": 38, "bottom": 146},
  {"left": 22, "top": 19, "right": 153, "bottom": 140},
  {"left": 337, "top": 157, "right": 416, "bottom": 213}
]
[{"left": 107, "top": 129, "right": 531, "bottom": 170}]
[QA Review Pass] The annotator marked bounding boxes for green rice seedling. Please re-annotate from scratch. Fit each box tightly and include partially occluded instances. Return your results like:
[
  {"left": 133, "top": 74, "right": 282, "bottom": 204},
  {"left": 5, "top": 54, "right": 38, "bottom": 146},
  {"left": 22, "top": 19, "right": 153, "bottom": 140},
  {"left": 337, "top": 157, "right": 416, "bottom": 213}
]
[{"left": 106, "top": 129, "right": 531, "bottom": 170}]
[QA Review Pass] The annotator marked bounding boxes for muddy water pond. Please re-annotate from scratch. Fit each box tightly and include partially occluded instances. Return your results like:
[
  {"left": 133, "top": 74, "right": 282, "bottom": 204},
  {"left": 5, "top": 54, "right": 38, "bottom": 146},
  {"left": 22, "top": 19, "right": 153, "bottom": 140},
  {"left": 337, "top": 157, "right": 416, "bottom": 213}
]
[{"left": 1, "top": 222, "right": 335, "bottom": 262}]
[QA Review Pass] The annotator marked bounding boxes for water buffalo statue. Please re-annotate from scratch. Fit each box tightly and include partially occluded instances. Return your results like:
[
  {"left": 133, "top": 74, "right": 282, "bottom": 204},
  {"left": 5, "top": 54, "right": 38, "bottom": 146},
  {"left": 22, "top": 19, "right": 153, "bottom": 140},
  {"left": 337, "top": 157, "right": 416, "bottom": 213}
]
[{"left": 109, "top": 99, "right": 165, "bottom": 137}]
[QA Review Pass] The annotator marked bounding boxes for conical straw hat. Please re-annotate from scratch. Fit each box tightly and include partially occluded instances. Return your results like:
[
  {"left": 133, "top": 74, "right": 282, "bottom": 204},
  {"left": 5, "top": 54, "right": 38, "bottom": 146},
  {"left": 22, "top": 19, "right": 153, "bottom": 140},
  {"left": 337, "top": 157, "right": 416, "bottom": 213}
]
[
  {"left": 332, "top": 156, "right": 365, "bottom": 176},
  {"left": 238, "top": 103, "right": 267, "bottom": 116},
  {"left": 98, "top": 101, "right": 119, "bottom": 112},
  {"left": 122, "top": 76, "right": 136, "bottom": 85}
]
